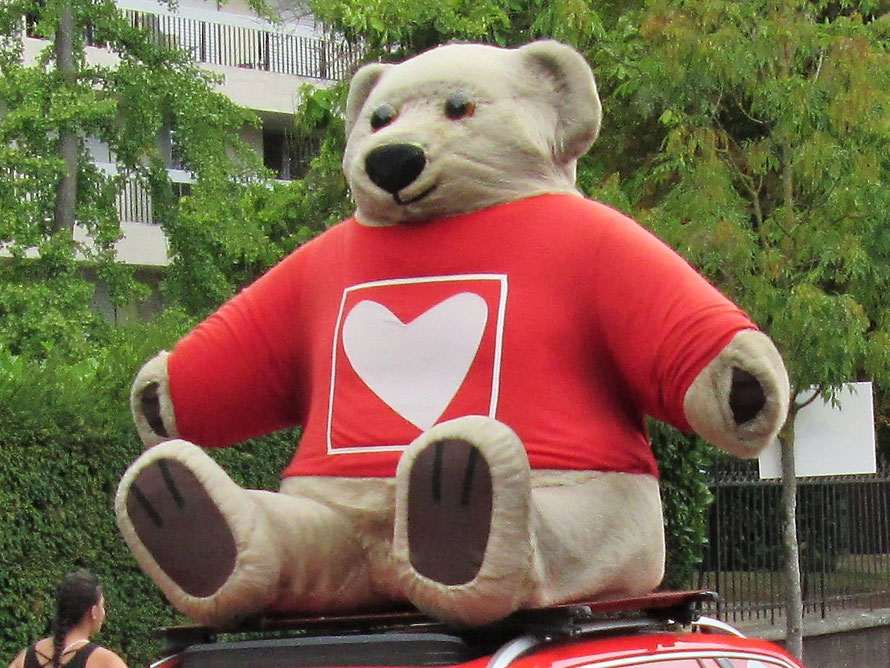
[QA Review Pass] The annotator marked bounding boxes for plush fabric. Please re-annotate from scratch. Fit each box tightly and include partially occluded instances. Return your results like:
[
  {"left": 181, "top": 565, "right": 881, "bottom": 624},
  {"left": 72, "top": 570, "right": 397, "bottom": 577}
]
[
  {"left": 115, "top": 40, "right": 790, "bottom": 629},
  {"left": 342, "top": 41, "right": 600, "bottom": 226},
  {"left": 131, "top": 351, "right": 178, "bottom": 447},
  {"left": 166, "top": 194, "right": 755, "bottom": 478},
  {"left": 115, "top": 423, "right": 665, "bottom": 627},
  {"left": 684, "top": 329, "right": 791, "bottom": 457}
]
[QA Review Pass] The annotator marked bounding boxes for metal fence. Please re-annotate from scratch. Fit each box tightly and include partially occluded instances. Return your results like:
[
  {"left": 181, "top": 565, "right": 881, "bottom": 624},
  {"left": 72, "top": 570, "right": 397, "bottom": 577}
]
[
  {"left": 26, "top": 8, "right": 363, "bottom": 81},
  {"left": 114, "top": 172, "right": 194, "bottom": 226},
  {"left": 697, "top": 454, "right": 890, "bottom": 625},
  {"left": 122, "top": 9, "right": 362, "bottom": 81},
  {"left": 115, "top": 174, "right": 153, "bottom": 225}
]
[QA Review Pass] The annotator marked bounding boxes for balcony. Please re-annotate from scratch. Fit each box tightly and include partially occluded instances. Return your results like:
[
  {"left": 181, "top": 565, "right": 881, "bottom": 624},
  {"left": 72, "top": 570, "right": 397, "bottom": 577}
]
[
  {"left": 120, "top": 8, "right": 362, "bottom": 82},
  {"left": 24, "top": 5, "right": 363, "bottom": 84},
  {"left": 104, "top": 163, "right": 196, "bottom": 267},
  {"left": 12, "top": 3, "right": 353, "bottom": 267}
]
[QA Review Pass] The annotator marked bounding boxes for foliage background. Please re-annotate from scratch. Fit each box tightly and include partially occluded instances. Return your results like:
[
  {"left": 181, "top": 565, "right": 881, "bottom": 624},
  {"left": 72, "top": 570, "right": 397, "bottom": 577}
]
[
  {"left": 3, "top": 0, "right": 890, "bottom": 664},
  {"left": 0, "top": 311, "right": 297, "bottom": 665}
]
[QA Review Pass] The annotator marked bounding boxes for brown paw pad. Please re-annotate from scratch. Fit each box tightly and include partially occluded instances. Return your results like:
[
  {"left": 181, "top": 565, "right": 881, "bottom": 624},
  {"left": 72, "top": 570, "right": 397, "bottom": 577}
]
[
  {"left": 407, "top": 439, "right": 492, "bottom": 585},
  {"left": 126, "top": 459, "right": 237, "bottom": 597}
]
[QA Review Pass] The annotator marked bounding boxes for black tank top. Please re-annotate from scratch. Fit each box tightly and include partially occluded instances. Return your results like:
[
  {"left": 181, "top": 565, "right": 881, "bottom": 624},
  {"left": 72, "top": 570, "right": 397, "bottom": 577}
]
[{"left": 23, "top": 643, "right": 98, "bottom": 668}]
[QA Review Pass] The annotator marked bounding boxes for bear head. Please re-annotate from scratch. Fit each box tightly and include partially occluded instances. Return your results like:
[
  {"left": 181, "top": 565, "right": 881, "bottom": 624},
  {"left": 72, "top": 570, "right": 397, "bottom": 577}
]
[{"left": 343, "top": 41, "right": 602, "bottom": 226}]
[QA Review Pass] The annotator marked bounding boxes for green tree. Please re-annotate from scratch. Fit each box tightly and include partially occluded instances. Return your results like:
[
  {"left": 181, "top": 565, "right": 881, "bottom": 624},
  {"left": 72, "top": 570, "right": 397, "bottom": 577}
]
[
  {"left": 0, "top": 310, "right": 297, "bottom": 666},
  {"left": 0, "top": 0, "right": 269, "bottom": 356},
  {"left": 593, "top": 1, "right": 890, "bottom": 657},
  {"left": 0, "top": 1, "right": 296, "bottom": 662}
]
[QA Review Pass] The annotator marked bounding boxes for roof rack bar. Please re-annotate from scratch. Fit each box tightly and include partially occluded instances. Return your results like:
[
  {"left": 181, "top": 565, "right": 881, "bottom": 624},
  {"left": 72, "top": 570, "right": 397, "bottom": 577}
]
[
  {"left": 155, "top": 590, "right": 720, "bottom": 654},
  {"left": 572, "top": 618, "right": 672, "bottom": 637}
]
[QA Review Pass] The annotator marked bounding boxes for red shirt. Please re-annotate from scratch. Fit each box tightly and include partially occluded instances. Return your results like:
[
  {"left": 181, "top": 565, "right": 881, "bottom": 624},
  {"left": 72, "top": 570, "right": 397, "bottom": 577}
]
[{"left": 169, "top": 194, "right": 755, "bottom": 478}]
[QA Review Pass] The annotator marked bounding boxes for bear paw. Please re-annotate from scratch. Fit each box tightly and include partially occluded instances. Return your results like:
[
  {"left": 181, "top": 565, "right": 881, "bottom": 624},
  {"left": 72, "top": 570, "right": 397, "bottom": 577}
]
[
  {"left": 115, "top": 440, "right": 278, "bottom": 627},
  {"left": 405, "top": 437, "right": 493, "bottom": 585},
  {"left": 121, "top": 452, "right": 237, "bottom": 597},
  {"left": 393, "top": 416, "right": 534, "bottom": 626}
]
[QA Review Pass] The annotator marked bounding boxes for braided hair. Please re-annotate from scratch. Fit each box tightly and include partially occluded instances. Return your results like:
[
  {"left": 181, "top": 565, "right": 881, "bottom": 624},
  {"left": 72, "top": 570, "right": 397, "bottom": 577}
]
[{"left": 50, "top": 570, "right": 102, "bottom": 668}]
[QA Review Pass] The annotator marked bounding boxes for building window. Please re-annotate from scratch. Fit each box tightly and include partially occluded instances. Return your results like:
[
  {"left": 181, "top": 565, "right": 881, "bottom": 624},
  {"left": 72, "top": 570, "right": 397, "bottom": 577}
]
[
  {"left": 25, "top": 1, "right": 44, "bottom": 37},
  {"left": 159, "top": 124, "right": 185, "bottom": 170},
  {"left": 172, "top": 181, "right": 191, "bottom": 202},
  {"left": 25, "top": 1, "right": 104, "bottom": 47},
  {"left": 263, "top": 126, "right": 318, "bottom": 180}
]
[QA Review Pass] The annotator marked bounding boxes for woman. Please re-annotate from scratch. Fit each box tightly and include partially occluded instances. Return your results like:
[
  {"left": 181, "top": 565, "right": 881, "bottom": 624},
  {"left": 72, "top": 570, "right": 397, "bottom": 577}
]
[{"left": 7, "top": 570, "right": 128, "bottom": 668}]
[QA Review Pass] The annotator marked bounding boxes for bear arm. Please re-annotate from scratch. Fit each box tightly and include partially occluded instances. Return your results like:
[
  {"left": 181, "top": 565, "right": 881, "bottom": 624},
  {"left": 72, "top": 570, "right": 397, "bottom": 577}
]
[
  {"left": 131, "top": 351, "right": 180, "bottom": 448},
  {"left": 683, "top": 329, "right": 790, "bottom": 458}
]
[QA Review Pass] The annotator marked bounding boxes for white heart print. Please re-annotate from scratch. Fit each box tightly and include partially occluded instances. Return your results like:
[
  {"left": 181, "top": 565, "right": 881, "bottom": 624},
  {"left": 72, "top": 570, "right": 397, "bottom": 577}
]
[{"left": 342, "top": 292, "right": 488, "bottom": 430}]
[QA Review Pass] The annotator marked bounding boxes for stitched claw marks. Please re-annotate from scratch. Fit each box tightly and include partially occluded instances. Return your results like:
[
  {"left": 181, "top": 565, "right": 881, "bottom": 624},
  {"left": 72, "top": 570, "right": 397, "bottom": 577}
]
[
  {"left": 139, "top": 382, "right": 168, "bottom": 437},
  {"left": 126, "top": 458, "right": 237, "bottom": 597}
]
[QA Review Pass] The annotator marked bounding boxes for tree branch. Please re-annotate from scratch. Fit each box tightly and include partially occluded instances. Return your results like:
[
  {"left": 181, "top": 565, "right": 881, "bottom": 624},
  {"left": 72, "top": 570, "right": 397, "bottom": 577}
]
[{"left": 794, "top": 384, "right": 825, "bottom": 412}]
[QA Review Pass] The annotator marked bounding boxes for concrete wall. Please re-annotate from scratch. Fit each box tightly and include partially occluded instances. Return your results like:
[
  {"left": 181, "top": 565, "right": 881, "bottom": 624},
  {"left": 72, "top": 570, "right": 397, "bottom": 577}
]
[
  {"left": 738, "top": 609, "right": 890, "bottom": 668},
  {"left": 798, "top": 625, "right": 890, "bottom": 668},
  {"left": 205, "top": 63, "right": 312, "bottom": 115}
]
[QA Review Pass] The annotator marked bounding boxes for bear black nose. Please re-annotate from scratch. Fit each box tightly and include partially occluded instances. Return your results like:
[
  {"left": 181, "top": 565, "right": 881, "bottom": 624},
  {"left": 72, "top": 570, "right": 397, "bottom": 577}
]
[{"left": 364, "top": 144, "right": 426, "bottom": 195}]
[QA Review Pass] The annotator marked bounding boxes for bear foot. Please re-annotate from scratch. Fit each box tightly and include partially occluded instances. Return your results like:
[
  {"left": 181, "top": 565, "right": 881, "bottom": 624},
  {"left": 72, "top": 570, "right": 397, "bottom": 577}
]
[
  {"left": 125, "top": 456, "right": 237, "bottom": 597},
  {"left": 407, "top": 438, "right": 492, "bottom": 585},
  {"left": 394, "top": 416, "right": 534, "bottom": 626}
]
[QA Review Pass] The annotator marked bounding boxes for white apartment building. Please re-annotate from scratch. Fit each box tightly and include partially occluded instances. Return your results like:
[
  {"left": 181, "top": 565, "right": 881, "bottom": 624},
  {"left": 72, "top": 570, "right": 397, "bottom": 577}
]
[{"left": 20, "top": 0, "right": 358, "bottom": 271}]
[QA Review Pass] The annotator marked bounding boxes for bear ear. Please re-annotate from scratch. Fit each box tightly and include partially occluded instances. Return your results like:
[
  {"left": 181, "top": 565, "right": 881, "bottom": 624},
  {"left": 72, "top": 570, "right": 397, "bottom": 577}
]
[
  {"left": 517, "top": 41, "right": 601, "bottom": 162},
  {"left": 345, "top": 62, "right": 392, "bottom": 137}
]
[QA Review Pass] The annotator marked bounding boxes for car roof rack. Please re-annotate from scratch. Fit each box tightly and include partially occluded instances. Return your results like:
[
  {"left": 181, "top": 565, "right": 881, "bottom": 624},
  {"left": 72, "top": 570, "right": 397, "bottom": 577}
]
[{"left": 156, "top": 589, "right": 719, "bottom": 657}]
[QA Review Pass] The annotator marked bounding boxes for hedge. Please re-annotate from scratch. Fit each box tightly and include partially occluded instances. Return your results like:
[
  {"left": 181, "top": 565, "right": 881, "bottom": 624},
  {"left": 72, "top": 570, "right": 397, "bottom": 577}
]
[
  {"left": 0, "top": 314, "right": 296, "bottom": 667},
  {"left": 0, "top": 319, "right": 713, "bottom": 666}
]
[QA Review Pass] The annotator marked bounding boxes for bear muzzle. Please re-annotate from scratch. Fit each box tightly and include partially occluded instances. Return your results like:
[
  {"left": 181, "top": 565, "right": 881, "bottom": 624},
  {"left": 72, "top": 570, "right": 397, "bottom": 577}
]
[{"left": 364, "top": 143, "right": 436, "bottom": 205}]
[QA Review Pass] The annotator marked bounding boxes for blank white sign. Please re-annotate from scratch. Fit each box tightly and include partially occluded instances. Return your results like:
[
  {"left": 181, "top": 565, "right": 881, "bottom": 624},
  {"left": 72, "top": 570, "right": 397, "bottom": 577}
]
[{"left": 758, "top": 381, "right": 876, "bottom": 479}]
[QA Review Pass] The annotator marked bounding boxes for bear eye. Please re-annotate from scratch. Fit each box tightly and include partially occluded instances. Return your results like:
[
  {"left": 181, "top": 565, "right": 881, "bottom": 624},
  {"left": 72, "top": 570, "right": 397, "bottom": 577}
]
[
  {"left": 444, "top": 93, "right": 475, "bottom": 120},
  {"left": 370, "top": 104, "right": 398, "bottom": 130}
]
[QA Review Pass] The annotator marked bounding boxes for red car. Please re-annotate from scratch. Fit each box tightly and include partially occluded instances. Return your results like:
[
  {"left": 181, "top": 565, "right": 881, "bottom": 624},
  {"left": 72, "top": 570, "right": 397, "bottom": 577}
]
[{"left": 150, "top": 591, "right": 803, "bottom": 668}]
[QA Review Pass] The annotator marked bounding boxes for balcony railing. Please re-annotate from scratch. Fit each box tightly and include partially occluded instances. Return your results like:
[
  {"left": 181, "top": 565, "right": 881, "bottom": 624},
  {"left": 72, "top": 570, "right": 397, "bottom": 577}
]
[
  {"left": 123, "top": 9, "right": 362, "bottom": 81},
  {"left": 116, "top": 172, "right": 153, "bottom": 225},
  {"left": 25, "top": 8, "right": 362, "bottom": 82},
  {"left": 114, "top": 167, "right": 193, "bottom": 226},
  {"left": 0, "top": 164, "right": 171, "bottom": 265}
]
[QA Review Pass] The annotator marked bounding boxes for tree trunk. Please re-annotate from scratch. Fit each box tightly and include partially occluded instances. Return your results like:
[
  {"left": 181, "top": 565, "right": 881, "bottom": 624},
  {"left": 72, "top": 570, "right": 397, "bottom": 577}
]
[
  {"left": 778, "top": 26, "right": 804, "bottom": 648},
  {"left": 54, "top": 2, "right": 77, "bottom": 234},
  {"left": 780, "top": 425, "right": 804, "bottom": 660}
]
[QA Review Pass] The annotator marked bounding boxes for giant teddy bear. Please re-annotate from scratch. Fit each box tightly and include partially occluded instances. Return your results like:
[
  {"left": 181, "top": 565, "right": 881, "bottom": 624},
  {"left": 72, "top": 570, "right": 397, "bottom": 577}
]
[{"left": 115, "top": 40, "right": 790, "bottom": 629}]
